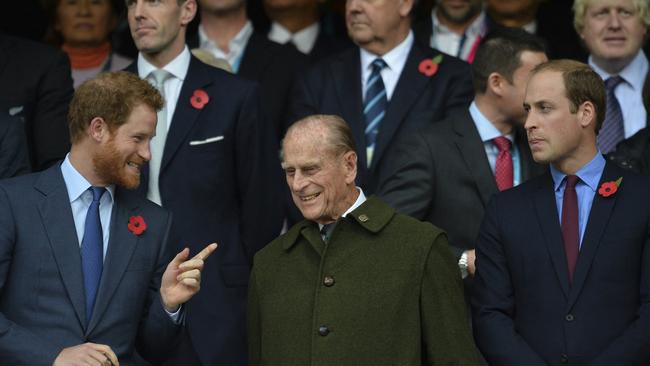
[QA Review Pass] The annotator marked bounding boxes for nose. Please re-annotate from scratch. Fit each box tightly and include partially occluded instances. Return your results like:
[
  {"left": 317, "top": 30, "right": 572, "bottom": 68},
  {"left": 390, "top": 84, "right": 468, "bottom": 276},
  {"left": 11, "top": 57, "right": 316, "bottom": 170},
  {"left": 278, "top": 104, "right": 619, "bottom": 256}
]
[
  {"left": 289, "top": 171, "right": 308, "bottom": 192},
  {"left": 607, "top": 10, "right": 622, "bottom": 29},
  {"left": 140, "top": 139, "right": 152, "bottom": 162},
  {"left": 132, "top": 0, "right": 146, "bottom": 20},
  {"left": 524, "top": 110, "right": 536, "bottom": 132},
  {"left": 346, "top": 0, "right": 362, "bottom": 13},
  {"left": 78, "top": 0, "right": 91, "bottom": 15}
]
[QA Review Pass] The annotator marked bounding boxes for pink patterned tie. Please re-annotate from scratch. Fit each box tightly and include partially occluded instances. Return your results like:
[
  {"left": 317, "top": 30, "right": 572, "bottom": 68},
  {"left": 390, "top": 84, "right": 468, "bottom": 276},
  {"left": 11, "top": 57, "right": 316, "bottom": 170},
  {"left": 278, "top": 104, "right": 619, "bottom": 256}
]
[{"left": 493, "top": 136, "right": 513, "bottom": 191}]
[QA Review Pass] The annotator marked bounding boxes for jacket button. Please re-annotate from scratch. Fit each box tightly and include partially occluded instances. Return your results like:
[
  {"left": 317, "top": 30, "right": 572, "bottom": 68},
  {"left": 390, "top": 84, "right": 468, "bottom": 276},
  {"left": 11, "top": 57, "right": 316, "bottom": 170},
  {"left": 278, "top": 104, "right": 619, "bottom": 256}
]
[
  {"left": 565, "top": 314, "right": 574, "bottom": 322},
  {"left": 323, "top": 275, "right": 335, "bottom": 287},
  {"left": 318, "top": 326, "right": 330, "bottom": 336},
  {"left": 560, "top": 353, "right": 569, "bottom": 363}
]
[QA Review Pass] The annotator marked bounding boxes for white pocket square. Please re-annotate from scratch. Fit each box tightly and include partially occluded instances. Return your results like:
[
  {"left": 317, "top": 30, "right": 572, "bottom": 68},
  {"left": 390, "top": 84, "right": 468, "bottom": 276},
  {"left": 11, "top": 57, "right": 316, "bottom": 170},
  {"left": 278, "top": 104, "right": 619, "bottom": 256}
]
[
  {"left": 189, "top": 135, "right": 224, "bottom": 146},
  {"left": 9, "top": 106, "right": 23, "bottom": 116}
]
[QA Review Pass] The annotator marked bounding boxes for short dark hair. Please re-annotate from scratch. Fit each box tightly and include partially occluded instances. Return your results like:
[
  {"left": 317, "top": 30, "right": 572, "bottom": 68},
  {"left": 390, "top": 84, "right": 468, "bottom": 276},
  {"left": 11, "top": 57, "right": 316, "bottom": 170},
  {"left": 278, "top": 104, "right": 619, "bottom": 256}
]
[
  {"left": 472, "top": 27, "right": 547, "bottom": 94},
  {"left": 69, "top": 71, "right": 163, "bottom": 143},
  {"left": 531, "top": 59, "right": 606, "bottom": 133}
]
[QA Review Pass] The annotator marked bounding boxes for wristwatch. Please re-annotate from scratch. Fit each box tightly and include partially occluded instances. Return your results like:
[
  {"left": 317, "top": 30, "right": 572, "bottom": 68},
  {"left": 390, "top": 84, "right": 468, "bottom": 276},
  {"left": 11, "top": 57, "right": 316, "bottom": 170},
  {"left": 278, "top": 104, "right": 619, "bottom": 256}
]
[{"left": 458, "top": 251, "right": 469, "bottom": 279}]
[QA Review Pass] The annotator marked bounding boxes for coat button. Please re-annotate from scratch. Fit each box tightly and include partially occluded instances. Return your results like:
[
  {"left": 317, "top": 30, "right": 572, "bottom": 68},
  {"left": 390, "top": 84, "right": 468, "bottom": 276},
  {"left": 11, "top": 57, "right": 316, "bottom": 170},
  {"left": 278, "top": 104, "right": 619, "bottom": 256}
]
[
  {"left": 323, "top": 275, "right": 335, "bottom": 287},
  {"left": 318, "top": 326, "right": 330, "bottom": 336},
  {"left": 358, "top": 214, "right": 369, "bottom": 222},
  {"left": 560, "top": 353, "right": 569, "bottom": 363},
  {"left": 565, "top": 314, "right": 574, "bottom": 322}
]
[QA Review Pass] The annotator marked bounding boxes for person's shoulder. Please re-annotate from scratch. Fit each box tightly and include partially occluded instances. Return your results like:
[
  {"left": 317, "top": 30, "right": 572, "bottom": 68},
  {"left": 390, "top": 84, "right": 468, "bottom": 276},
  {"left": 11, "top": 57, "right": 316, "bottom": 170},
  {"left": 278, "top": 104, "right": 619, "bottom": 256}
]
[
  {"left": 1, "top": 34, "right": 67, "bottom": 69},
  {"left": 253, "top": 219, "right": 312, "bottom": 264}
]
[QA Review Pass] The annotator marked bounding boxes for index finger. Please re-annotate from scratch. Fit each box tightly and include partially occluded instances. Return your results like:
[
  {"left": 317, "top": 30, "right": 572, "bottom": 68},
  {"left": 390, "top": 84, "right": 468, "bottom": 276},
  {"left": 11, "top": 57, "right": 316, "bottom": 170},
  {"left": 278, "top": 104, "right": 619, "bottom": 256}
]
[{"left": 192, "top": 242, "right": 218, "bottom": 261}]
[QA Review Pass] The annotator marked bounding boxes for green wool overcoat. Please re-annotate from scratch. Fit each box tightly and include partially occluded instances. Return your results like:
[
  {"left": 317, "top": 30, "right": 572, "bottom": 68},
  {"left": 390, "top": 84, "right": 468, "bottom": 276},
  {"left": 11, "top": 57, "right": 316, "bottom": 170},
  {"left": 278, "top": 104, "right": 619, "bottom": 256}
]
[{"left": 248, "top": 196, "right": 479, "bottom": 366}]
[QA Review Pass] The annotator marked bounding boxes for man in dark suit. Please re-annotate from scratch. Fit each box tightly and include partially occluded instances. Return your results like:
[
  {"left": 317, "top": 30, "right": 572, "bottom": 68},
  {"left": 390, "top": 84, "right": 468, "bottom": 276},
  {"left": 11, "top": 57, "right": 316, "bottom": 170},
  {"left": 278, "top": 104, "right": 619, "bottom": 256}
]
[
  {"left": 0, "top": 71, "right": 216, "bottom": 366},
  {"left": 378, "top": 28, "right": 546, "bottom": 279},
  {"left": 290, "top": 0, "right": 474, "bottom": 194},
  {"left": 249, "top": 114, "right": 479, "bottom": 365},
  {"left": 125, "top": 0, "right": 284, "bottom": 364},
  {"left": 190, "top": 0, "right": 308, "bottom": 141},
  {"left": 472, "top": 59, "right": 650, "bottom": 365},
  {"left": 0, "top": 32, "right": 74, "bottom": 171},
  {"left": 0, "top": 113, "right": 30, "bottom": 178}
]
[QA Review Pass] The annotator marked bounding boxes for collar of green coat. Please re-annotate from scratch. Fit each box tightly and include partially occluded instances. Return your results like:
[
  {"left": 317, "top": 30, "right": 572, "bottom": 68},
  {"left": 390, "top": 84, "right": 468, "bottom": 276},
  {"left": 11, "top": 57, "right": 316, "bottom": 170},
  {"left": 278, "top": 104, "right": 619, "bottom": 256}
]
[{"left": 282, "top": 196, "right": 395, "bottom": 251}]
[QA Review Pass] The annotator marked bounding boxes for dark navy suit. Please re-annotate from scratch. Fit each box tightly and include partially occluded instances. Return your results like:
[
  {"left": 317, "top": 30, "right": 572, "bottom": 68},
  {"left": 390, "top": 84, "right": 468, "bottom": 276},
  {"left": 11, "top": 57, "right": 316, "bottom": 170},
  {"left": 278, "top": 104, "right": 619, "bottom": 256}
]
[
  {"left": 127, "top": 55, "right": 283, "bottom": 365},
  {"left": 472, "top": 162, "right": 650, "bottom": 365}
]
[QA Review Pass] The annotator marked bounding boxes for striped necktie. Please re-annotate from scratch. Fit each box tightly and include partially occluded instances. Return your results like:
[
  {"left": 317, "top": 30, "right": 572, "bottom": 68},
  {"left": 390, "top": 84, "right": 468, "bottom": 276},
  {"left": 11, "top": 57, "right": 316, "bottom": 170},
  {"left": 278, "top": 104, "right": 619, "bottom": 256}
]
[
  {"left": 597, "top": 76, "right": 625, "bottom": 154},
  {"left": 364, "top": 58, "right": 388, "bottom": 167}
]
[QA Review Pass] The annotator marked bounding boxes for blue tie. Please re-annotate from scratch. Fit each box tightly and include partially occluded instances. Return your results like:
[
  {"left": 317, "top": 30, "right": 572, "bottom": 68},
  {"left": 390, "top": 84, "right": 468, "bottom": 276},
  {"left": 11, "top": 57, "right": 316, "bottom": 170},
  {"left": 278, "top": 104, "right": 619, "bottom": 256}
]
[
  {"left": 81, "top": 186, "right": 106, "bottom": 322},
  {"left": 364, "top": 58, "right": 388, "bottom": 167},
  {"left": 598, "top": 76, "right": 625, "bottom": 154}
]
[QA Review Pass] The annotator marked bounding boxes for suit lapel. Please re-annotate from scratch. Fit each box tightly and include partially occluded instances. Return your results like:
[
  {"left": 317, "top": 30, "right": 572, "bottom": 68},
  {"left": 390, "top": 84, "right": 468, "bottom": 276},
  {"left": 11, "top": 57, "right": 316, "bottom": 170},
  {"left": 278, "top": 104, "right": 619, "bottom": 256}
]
[
  {"left": 568, "top": 161, "right": 618, "bottom": 308},
  {"left": 36, "top": 166, "right": 87, "bottom": 329},
  {"left": 453, "top": 110, "right": 498, "bottom": 206},
  {"left": 532, "top": 173, "right": 570, "bottom": 299},
  {"left": 331, "top": 48, "right": 366, "bottom": 169},
  {"left": 86, "top": 188, "right": 140, "bottom": 335},
  {"left": 373, "top": 44, "right": 433, "bottom": 170},
  {"left": 161, "top": 56, "right": 212, "bottom": 174}
]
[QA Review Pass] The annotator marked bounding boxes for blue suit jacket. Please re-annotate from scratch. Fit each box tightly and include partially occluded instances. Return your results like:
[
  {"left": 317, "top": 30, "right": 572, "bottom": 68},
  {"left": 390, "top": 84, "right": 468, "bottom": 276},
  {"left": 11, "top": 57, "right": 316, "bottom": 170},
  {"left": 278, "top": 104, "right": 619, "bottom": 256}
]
[
  {"left": 472, "top": 161, "right": 650, "bottom": 366},
  {"left": 0, "top": 164, "right": 181, "bottom": 366},
  {"left": 289, "top": 41, "right": 473, "bottom": 194},
  {"left": 126, "top": 55, "right": 284, "bottom": 365}
]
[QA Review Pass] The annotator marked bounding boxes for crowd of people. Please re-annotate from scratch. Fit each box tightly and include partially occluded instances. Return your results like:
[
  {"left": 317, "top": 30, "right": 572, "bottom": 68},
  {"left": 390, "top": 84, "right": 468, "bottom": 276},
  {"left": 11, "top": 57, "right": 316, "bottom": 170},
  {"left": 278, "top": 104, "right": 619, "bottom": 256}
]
[{"left": 0, "top": 0, "right": 649, "bottom": 365}]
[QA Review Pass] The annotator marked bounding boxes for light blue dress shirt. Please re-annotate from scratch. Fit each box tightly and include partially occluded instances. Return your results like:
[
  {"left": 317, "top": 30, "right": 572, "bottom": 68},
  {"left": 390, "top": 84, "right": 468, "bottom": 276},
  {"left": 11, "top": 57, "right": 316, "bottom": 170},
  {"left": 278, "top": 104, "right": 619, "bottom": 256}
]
[
  {"left": 550, "top": 153, "right": 606, "bottom": 248},
  {"left": 469, "top": 102, "right": 522, "bottom": 186}
]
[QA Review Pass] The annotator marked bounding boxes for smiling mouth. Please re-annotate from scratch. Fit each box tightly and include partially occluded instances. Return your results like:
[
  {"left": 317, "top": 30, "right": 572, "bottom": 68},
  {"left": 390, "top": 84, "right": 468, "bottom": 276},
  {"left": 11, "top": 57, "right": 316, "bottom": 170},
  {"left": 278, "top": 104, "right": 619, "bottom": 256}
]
[
  {"left": 300, "top": 193, "right": 321, "bottom": 201},
  {"left": 127, "top": 161, "right": 142, "bottom": 172}
]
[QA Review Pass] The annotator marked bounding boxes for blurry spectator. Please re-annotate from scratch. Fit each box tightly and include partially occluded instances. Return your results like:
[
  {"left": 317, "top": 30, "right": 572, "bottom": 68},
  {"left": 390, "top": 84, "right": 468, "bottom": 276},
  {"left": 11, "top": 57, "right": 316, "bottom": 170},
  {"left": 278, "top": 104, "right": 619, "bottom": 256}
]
[
  {"left": 290, "top": 0, "right": 473, "bottom": 194},
  {"left": 264, "top": 0, "right": 351, "bottom": 62},
  {"left": 44, "top": 0, "right": 132, "bottom": 88},
  {"left": 190, "top": 48, "right": 232, "bottom": 72},
  {"left": 414, "top": 0, "right": 487, "bottom": 63},
  {"left": 189, "top": 0, "right": 307, "bottom": 140},
  {"left": 0, "top": 32, "right": 73, "bottom": 171},
  {"left": 0, "top": 114, "right": 30, "bottom": 178},
  {"left": 574, "top": 0, "right": 649, "bottom": 153}
]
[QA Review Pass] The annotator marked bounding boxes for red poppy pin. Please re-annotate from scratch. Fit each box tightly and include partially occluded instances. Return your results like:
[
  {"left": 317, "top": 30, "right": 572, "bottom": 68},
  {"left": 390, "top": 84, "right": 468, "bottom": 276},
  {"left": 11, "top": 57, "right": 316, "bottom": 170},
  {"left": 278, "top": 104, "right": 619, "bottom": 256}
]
[
  {"left": 418, "top": 54, "right": 444, "bottom": 77},
  {"left": 190, "top": 89, "right": 209, "bottom": 110},
  {"left": 128, "top": 215, "right": 147, "bottom": 236},
  {"left": 598, "top": 177, "right": 622, "bottom": 198}
]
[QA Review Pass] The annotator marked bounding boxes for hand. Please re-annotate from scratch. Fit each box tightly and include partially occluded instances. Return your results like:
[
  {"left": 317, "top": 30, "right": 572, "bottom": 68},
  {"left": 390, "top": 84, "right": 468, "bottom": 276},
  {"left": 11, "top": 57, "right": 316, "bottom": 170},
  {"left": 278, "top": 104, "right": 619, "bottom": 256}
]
[
  {"left": 467, "top": 249, "right": 476, "bottom": 277},
  {"left": 160, "top": 243, "right": 218, "bottom": 312},
  {"left": 53, "top": 343, "right": 118, "bottom": 366}
]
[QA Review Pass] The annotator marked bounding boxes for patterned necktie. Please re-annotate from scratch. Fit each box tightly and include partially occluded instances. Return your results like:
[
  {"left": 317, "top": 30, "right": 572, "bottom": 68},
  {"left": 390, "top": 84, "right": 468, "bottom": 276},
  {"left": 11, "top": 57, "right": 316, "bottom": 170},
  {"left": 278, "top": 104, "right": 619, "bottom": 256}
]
[
  {"left": 148, "top": 69, "right": 172, "bottom": 206},
  {"left": 493, "top": 136, "right": 513, "bottom": 191},
  {"left": 364, "top": 58, "right": 388, "bottom": 167},
  {"left": 561, "top": 175, "right": 579, "bottom": 285},
  {"left": 597, "top": 76, "right": 625, "bottom": 154},
  {"left": 81, "top": 186, "right": 106, "bottom": 322},
  {"left": 320, "top": 223, "right": 335, "bottom": 244}
]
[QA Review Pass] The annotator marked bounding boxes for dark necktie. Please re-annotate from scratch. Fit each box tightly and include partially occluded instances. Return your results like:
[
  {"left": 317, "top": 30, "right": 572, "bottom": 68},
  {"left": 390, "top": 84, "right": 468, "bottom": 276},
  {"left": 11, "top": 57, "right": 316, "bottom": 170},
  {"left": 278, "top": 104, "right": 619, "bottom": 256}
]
[
  {"left": 320, "top": 223, "right": 335, "bottom": 244},
  {"left": 598, "top": 76, "right": 625, "bottom": 154},
  {"left": 81, "top": 186, "right": 106, "bottom": 322},
  {"left": 493, "top": 136, "right": 513, "bottom": 191},
  {"left": 364, "top": 58, "right": 388, "bottom": 167},
  {"left": 561, "top": 175, "right": 579, "bottom": 285}
]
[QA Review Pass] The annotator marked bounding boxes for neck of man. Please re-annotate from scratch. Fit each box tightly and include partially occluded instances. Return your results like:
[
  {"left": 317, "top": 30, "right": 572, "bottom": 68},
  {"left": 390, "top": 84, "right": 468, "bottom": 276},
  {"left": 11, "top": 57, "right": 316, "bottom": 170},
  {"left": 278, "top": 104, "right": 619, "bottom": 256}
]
[
  {"left": 141, "top": 33, "right": 187, "bottom": 69},
  {"left": 475, "top": 94, "right": 515, "bottom": 135},
  {"left": 592, "top": 54, "right": 636, "bottom": 75},
  {"left": 201, "top": 5, "right": 248, "bottom": 52},
  {"left": 362, "top": 24, "right": 410, "bottom": 56},
  {"left": 267, "top": 6, "right": 319, "bottom": 33},
  {"left": 553, "top": 140, "right": 598, "bottom": 175},
  {"left": 488, "top": 9, "right": 537, "bottom": 29},
  {"left": 319, "top": 186, "right": 360, "bottom": 225},
  {"left": 69, "top": 143, "right": 106, "bottom": 187},
  {"left": 435, "top": 8, "right": 480, "bottom": 35}
]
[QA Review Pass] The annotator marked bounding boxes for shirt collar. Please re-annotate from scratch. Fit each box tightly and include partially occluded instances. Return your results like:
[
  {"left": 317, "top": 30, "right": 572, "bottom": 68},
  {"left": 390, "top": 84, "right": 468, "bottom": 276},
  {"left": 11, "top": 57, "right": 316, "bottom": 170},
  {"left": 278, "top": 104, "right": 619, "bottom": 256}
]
[
  {"left": 431, "top": 8, "right": 486, "bottom": 37},
  {"left": 268, "top": 21, "right": 320, "bottom": 54},
  {"left": 469, "top": 101, "right": 514, "bottom": 143},
  {"left": 198, "top": 21, "right": 253, "bottom": 55},
  {"left": 360, "top": 31, "right": 414, "bottom": 74},
  {"left": 589, "top": 50, "right": 648, "bottom": 92},
  {"left": 550, "top": 153, "right": 606, "bottom": 192},
  {"left": 137, "top": 46, "right": 191, "bottom": 82},
  {"left": 60, "top": 154, "right": 115, "bottom": 203},
  {"left": 317, "top": 187, "right": 367, "bottom": 231}
]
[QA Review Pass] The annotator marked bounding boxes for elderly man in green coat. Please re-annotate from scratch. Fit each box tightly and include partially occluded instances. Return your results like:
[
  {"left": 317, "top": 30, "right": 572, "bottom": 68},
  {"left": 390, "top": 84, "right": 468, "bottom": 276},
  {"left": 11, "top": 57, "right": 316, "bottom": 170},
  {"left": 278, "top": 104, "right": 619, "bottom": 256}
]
[{"left": 248, "top": 114, "right": 479, "bottom": 365}]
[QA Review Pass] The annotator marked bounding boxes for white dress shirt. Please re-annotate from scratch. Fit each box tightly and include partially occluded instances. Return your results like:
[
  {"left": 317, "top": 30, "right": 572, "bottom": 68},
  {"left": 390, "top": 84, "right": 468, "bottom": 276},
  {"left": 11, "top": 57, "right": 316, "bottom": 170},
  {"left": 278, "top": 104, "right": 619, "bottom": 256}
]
[
  {"left": 198, "top": 21, "right": 253, "bottom": 73},
  {"left": 430, "top": 9, "right": 485, "bottom": 61},
  {"left": 590, "top": 50, "right": 649, "bottom": 138},
  {"left": 268, "top": 21, "right": 320, "bottom": 55},
  {"left": 137, "top": 47, "right": 191, "bottom": 131},
  {"left": 360, "top": 31, "right": 414, "bottom": 102},
  {"left": 317, "top": 188, "right": 367, "bottom": 232}
]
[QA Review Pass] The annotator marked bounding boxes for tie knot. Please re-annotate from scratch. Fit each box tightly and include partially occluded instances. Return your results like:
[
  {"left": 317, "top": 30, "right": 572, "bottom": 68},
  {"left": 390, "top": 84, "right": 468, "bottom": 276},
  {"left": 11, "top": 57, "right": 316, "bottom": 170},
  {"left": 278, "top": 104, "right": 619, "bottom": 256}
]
[
  {"left": 320, "top": 223, "right": 336, "bottom": 243},
  {"left": 89, "top": 186, "right": 106, "bottom": 202},
  {"left": 492, "top": 136, "right": 511, "bottom": 152},
  {"left": 605, "top": 76, "right": 624, "bottom": 91},
  {"left": 371, "top": 58, "right": 387, "bottom": 73},
  {"left": 565, "top": 175, "right": 579, "bottom": 190},
  {"left": 150, "top": 69, "right": 171, "bottom": 89}
]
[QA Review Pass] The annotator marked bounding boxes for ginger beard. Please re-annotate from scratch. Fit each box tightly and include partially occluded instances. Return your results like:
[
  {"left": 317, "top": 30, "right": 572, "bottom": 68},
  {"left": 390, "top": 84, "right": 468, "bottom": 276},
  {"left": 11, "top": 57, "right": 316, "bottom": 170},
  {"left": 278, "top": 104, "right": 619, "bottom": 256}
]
[{"left": 92, "top": 135, "right": 144, "bottom": 189}]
